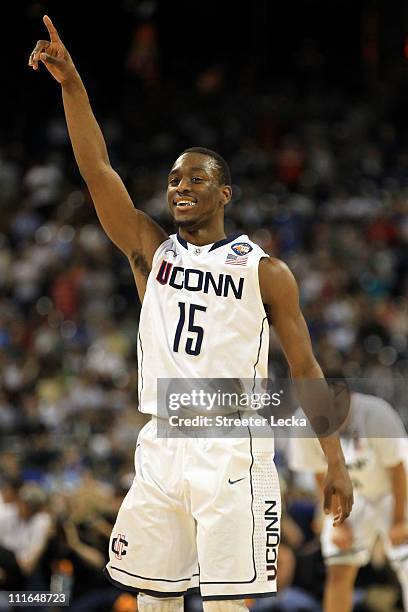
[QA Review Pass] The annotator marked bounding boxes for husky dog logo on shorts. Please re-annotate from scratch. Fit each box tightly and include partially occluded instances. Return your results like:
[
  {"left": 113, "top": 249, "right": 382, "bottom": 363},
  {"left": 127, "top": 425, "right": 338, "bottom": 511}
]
[
  {"left": 231, "top": 242, "right": 253, "bottom": 256},
  {"left": 111, "top": 534, "right": 128, "bottom": 560}
]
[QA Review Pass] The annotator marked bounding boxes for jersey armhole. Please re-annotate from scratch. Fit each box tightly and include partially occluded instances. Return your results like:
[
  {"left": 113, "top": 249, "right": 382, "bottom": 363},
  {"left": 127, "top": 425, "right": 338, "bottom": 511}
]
[
  {"left": 256, "top": 255, "right": 271, "bottom": 320},
  {"left": 151, "top": 237, "right": 172, "bottom": 269}
]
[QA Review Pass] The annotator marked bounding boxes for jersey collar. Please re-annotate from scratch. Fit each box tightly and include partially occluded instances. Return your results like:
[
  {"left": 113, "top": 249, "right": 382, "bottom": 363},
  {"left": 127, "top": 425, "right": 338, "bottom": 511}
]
[{"left": 176, "top": 231, "right": 243, "bottom": 252}]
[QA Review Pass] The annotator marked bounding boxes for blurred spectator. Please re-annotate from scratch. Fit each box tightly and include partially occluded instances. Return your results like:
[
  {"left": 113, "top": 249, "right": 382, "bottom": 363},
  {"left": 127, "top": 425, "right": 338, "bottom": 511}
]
[{"left": 0, "top": 483, "right": 51, "bottom": 589}]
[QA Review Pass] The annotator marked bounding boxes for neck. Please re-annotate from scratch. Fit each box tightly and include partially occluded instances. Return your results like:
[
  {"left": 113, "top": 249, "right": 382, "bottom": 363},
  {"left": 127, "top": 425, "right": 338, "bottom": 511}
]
[{"left": 178, "top": 224, "right": 226, "bottom": 246}]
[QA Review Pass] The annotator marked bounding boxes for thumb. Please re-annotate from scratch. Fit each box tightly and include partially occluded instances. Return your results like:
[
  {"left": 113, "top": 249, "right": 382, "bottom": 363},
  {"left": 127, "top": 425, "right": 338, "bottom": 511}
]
[{"left": 40, "top": 52, "right": 63, "bottom": 66}]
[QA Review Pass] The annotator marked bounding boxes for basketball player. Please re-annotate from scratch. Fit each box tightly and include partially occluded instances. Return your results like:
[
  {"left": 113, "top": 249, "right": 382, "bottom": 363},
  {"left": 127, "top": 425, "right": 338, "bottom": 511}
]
[
  {"left": 290, "top": 380, "right": 408, "bottom": 612},
  {"left": 29, "top": 16, "right": 353, "bottom": 612}
]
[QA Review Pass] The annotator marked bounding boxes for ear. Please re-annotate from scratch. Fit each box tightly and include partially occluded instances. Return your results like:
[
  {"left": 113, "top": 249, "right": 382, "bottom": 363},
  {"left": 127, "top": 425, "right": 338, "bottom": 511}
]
[{"left": 220, "top": 185, "right": 232, "bottom": 207}]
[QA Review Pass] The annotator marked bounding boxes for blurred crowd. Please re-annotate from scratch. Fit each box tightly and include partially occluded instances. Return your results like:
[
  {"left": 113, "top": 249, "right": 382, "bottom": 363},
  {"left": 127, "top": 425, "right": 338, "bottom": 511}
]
[{"left": 0, "top": 56, "right": 407, "bottom": 610}]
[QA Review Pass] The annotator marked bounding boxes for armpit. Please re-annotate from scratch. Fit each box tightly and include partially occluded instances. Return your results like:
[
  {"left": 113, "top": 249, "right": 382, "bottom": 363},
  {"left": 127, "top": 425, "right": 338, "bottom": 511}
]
[{"left": 130, "top": 250, "right": 151, "bottom": 279}]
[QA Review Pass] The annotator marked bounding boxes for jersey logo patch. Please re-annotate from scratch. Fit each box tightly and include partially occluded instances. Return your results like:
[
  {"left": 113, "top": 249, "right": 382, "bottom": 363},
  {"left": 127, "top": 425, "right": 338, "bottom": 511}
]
[
  {"left": 231, "top": 242, "right": 253, "bottom": 256},
  {"left": 111, "top": 533, "right": 128, "bottom": 560}
]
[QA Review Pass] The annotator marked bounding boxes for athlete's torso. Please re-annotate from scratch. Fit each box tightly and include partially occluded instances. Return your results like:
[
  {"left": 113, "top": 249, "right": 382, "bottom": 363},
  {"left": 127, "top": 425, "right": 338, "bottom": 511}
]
[
  {"left": 137, "top": 232, "right": 270, "bottom": 416},
  {"left": 339, "top": 393, "right": 407, "bottom": 499},
  {"left": 292, "top": 393, "right": 407, "bottom": 500}
]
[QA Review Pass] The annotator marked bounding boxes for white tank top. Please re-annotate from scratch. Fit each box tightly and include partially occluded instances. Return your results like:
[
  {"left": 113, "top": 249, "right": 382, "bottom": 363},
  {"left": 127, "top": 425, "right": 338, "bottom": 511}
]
[{"left": 137, "top": 232, "right": 270, "bottom": 416}]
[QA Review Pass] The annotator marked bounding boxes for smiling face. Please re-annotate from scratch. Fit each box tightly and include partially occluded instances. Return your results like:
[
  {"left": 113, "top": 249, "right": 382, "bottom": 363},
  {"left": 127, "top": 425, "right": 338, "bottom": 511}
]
[{"left": 167, "top": 152, "right": 231, "bottom": 231}]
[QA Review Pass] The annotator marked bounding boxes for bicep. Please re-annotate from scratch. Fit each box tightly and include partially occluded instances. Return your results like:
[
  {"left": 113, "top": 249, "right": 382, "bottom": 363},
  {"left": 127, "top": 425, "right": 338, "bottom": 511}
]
[
  {"left": 274, "top": 308, "right": 316, "bottom": 373},
  {"left": 260, "top": 259, "right": 319, "bottom": 375},
  {"left": 86, "top": 166, "right": 167, "bottom": 262}
]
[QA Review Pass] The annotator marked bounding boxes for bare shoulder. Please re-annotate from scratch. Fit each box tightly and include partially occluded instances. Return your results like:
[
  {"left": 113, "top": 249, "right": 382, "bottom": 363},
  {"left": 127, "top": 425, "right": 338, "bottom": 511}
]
[
  {"left": 259, "top": 256, "right": 293, "bottom": 279},
  {"left": 259, "top": 256, "right": 299, "bottom": 305}
]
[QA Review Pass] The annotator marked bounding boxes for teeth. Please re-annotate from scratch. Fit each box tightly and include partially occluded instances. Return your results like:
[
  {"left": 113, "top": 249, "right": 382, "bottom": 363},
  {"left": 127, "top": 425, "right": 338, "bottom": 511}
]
[{"left": 176, "top": 201, "right": 196, "bottom": 207}]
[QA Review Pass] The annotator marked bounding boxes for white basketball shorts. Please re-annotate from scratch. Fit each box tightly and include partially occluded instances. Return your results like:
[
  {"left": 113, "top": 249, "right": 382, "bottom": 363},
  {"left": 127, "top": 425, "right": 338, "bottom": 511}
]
[
  {"left": 321, "top": 493, "right": 408, "bottom": 571},
  {"left": 104, "top": 417, "right": 281, "bottom": 600}
]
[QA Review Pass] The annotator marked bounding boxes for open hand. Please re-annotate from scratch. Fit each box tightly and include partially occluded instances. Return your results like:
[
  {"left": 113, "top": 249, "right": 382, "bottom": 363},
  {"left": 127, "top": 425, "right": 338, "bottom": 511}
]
[
  {"left": 28, "top": 15, "right": 76, "bottom": 84},
  {"left": 323, "top": 460, "right": 354, "bottom": 526}
]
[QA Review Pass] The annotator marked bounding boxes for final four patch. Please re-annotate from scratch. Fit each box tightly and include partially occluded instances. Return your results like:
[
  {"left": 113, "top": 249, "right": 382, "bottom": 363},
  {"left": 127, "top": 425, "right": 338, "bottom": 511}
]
[{"left": 231, "top": 242, "right": 253, "bottom": 256}]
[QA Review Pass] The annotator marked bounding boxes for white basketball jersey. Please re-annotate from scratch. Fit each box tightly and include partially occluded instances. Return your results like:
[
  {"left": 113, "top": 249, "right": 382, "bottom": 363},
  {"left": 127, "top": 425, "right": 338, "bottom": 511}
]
[
  {"left": 137, "top": 232, "right": 270, "bottom": 416},
  {"left": 290, "top": 393, "right": 408, "bottom": 500}
]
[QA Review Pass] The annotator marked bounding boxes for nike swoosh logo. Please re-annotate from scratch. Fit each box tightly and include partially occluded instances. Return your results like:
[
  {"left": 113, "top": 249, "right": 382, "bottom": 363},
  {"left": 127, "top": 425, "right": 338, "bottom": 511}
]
[{"left": 228, "top": 477, "right": 246, "bottom": 485}]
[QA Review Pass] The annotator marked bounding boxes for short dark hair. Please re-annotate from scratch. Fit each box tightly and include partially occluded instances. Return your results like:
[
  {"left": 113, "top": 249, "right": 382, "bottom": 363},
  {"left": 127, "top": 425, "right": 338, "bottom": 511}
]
[{"left": 181, "top": 147, "right": 231, "bottom": 186}]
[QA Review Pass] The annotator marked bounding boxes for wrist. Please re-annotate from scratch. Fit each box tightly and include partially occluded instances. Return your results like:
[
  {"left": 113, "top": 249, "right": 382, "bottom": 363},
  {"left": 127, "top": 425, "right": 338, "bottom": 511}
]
[
  {"left": 320, "top": 437, "right": 346, "bottom": 466},
  {"left": 60, "top": 68, "right": 81, "bottom": 89},
  {"left": 392, "top": 514, "right": 406, "bottom": 525},
  {"left": 325, "top": 449, "right": 346, "bottom": 467},
  {"left": 326, "top": 453, "right": 345, "bottom": 465}
]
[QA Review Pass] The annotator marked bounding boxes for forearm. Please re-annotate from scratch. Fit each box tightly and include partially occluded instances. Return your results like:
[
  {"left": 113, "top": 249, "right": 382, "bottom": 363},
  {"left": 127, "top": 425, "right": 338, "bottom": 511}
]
[
  {"left": 390, "top": 462, "right": 407, "bottom": 524},
  {"left": 61, "top": 72, "right": 110, "bottom": 180},
  {"left": 68, "top": 540, "right": 105, "bottom": 569},
  {"left": 63, "top": 520, "right": 105, "bottom": 569},
  {"left": 292, "top": 362, "right": 346, "bottom": 462},
  {"left": 317, "top": 435, "right": 347, "bottom": 468},
  {"left": 290, "top": 359, "right": 323, "bottom": 381},
  {"left": 263, "top": 260, "right": 354, "bottom": 522}
]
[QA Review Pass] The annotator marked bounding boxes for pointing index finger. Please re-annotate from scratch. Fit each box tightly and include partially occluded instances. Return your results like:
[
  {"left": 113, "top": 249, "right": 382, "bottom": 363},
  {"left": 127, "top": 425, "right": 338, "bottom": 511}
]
[{"left": 43, "top": 15, "right": 60, "bottom": 43}]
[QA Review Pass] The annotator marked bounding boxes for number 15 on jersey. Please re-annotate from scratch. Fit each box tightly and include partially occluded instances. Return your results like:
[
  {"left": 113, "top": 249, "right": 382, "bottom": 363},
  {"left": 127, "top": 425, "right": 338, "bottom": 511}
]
[{"left": 173, "top": 302, "right": 207, "bottom": 356}]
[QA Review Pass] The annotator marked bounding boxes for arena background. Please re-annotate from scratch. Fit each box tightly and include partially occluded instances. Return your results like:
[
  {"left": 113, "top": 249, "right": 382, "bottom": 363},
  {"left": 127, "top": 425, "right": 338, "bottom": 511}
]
[{"left": 0, "top": 0, "right": 407, "bottom": 610}]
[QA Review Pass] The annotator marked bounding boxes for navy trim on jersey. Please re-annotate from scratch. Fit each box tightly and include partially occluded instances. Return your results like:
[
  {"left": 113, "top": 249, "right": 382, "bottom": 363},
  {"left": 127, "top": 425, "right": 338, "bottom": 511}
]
[
  {"left": 103, "top": 568, "right": 200, "bottom": 597},
  {"left": 202, "top": 592, "right": 277, "bottom": 601},
  {"left": 107, "top": 565, "right": 199, "bottom": 583},
  {"left": 176, "top": 234, "right": 188, "bottom": 249},
  {"left": 208, "top": 231, "right": 243, "bottom": 251},
  {"left": 104, "top": 569, "right": 276, "bottom": 599},
  {"left": 138, "top": 332, "right": 144, "bottom": 407},
  {"left": 176, "top": 231, "right": 243, "bottom": 252},
  {"left": 252, "top": 317, "right": 268, "bottom": 394}
]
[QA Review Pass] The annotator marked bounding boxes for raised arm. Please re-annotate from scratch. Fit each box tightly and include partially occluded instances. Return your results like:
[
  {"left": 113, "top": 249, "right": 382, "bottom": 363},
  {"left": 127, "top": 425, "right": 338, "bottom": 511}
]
[
  {"left": 259, "top": 257, "right": 354, "bottom": 525},
  {"left": 28, "top": 15, "right": 167, "bottom": 300}
]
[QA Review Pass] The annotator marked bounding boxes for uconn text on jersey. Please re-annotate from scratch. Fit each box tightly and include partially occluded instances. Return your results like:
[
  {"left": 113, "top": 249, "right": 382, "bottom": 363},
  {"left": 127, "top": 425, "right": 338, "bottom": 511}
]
[{"left": 156, "top": 260, "right": 244, "bottom": 300}]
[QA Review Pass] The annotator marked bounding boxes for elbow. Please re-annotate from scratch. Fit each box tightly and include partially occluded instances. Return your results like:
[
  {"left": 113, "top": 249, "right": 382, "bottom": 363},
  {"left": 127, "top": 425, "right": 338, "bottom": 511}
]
[
  {"left": 80, "top": 161, "right": 112, "bottom": 184},
  {"left": 290, "top": 360, "right": 322, "bottom": 379}
]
